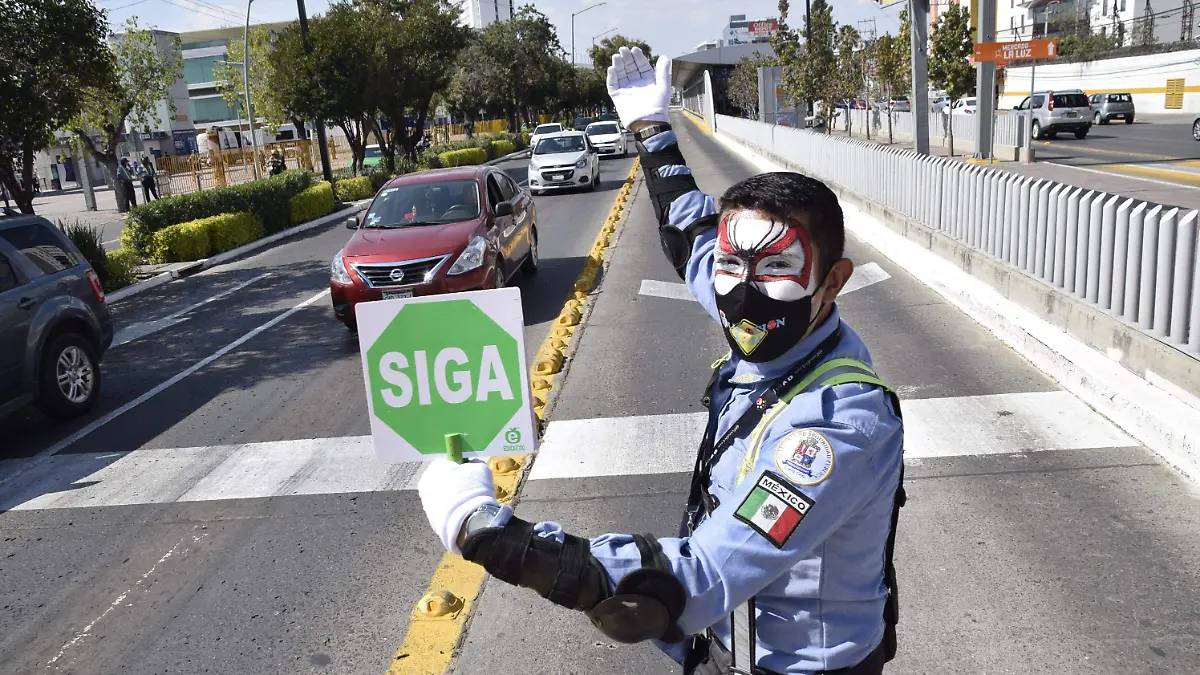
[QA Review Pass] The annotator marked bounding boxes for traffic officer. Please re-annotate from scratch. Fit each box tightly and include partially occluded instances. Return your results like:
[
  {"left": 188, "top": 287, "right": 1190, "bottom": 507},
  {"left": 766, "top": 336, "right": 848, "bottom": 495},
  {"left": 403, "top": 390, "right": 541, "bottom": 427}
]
[{"left": 417, "top": 47, "right": 905, "bottom": 675}]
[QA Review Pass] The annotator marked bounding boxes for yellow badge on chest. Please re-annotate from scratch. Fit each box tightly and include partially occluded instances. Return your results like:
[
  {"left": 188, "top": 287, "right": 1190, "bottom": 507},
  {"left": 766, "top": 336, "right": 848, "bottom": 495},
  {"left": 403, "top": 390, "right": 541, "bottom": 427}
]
[{"left": 729, "top": 319, "right": 767, "bottom": 355}]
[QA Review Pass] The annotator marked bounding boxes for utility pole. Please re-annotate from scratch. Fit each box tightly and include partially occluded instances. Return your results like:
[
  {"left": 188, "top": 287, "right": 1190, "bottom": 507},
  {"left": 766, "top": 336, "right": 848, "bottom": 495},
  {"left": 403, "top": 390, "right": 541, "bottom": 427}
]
[
  {"left": 244, "top": 0, "right": 259, "bottom": 179},
  {"left": 297, "top": 0, "right": 333, "bottom": 183},
  {"left": 805, "top": 0, "right": 813, "bottom": 115},
  {"left": 974, "top": 0, "right": 997, "bottom": 161},
  {"left": 858, "top": 18, "right": 877, "bottom": 141},
  {"left": 909, "top": 0, "right": 931, "bottom": 155}
]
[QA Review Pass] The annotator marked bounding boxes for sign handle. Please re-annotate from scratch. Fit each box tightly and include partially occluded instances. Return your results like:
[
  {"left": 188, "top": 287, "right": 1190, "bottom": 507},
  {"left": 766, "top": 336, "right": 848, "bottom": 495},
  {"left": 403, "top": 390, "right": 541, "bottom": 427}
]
[{"left": 445, "top": 433, "right": 464, "bottom": 464}]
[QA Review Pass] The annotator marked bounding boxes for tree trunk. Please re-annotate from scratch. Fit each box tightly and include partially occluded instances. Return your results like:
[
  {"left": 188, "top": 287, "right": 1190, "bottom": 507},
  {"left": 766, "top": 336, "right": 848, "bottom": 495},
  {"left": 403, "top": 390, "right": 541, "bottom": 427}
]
[
  {"left": 0, "top": 147, "right": 35, "bottom": 214},
  {"left": 100, "top": 159, "right": 122, "bottom": 212},
  {"left": 74, "top": 127, "right": 127, "bottom": 212},
  {"left": 948, "top": 99, "right": 955, "bottom": 157}
]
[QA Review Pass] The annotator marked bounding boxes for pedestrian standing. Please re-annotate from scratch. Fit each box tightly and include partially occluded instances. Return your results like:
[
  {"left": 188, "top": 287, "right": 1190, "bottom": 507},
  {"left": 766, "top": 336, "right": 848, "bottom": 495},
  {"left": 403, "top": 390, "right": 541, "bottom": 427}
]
[
  {"left": 117, "top": 158, "right": 137, "bottom": 208},
  {"left": 139, "top": 155, "right": 159, "bottom": 201},
  {"left": 417, "top": 46, "right": 905, "bottom": 675}
]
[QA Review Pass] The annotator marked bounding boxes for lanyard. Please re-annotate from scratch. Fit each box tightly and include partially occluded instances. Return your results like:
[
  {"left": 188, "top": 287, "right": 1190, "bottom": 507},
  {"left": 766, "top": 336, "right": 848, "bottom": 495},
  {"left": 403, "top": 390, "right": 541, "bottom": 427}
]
[{"left": 685, "top": 326, "right": 843, "bottom": 533}]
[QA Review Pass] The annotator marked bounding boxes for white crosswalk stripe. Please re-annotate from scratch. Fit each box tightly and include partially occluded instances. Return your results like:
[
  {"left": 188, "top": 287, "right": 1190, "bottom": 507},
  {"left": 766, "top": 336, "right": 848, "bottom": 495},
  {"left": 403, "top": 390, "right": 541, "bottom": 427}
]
[{"left": 0, "top": 391, "right": 1132, "bottom": 512}]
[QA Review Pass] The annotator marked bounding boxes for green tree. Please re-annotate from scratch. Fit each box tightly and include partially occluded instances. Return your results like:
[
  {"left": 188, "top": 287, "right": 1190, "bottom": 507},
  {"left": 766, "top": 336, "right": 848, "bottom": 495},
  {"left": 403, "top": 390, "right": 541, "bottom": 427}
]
[
  {"left": 478, "top": 6, "right": 564, "bottom": 132},
  {"left": 70, "top": 17, "right": 183, "bottom": 213},
  {"left": 771, "top": 0, "right": 805, "bottom": 115},
  {"left": 0, "top": 0, "right": 111, "bottom": 213},
  {"left": 728, "top": 53, "right": 778, "bottom": 120},
  {"left": 587, "top": 35, "right": 652, "bottom": 71},
  {"left": 446, "top": 41, "right": 506, "bottom": 134},
  {"left": 215, "top": 25, "right": 288, "bottom": 135},
  {"left": 799, "top": 0, "right": 838, "bottom": 131},
  {"left": 928, "top": 2, "right": 975, "bottom": 156},
  {"left": 835, "top": 25, "right": 861, "bottom": 134}
]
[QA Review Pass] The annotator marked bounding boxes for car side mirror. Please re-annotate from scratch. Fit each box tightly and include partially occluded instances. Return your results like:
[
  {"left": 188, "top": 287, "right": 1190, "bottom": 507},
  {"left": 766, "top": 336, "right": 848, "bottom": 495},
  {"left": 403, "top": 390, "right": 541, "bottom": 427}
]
[
  {"left": 494, "top": 202, "right": 514, "bottom": 217},
  {"left": 1013, "top": 105, "right": 1020, "bottom": 110},
  {"left": 345, "top": 216, "right": 359, "bottom": 230}
]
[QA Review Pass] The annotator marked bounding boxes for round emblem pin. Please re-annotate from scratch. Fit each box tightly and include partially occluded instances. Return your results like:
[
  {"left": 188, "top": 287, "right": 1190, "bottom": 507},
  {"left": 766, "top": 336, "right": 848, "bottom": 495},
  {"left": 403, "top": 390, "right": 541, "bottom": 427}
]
[{"left": 774, "top": 429, "right": 834, "bottom": 485}]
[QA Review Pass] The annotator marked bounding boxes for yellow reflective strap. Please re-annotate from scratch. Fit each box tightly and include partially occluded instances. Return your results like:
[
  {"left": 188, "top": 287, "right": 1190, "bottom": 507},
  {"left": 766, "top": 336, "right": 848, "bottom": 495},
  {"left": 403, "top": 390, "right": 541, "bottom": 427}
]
[
  {"left": 818, "top": 373, "right": 890, "bottom": 390},
  {"left": 711, "top": 352, "right": 731, "bottom": 370},
  {"left": 780, "top": 358, "right": 878, "bottom": 403}
]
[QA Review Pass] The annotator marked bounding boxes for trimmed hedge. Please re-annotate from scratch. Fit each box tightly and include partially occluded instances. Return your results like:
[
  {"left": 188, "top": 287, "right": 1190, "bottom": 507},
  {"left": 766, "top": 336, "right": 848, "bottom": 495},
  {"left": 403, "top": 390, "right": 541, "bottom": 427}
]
[
  {"left": 104, "top": 247, "right": 141, "bottom": 290},
  {"left": 150, "top": 219, "right": 210, "bottom": 264},
  {"left": 334, "top": 176, "right": 375, "bottom": 202},
  {"left": 420, "top": 131, "right": 526, "bottom": 169},
  {"left": 289, "top": 181, "right": 335, "bottom": 225},
  {"left": 491, "top": 140, "right": 514, "bottom": 157},
  {"left": 147, "top": 211, "right": 266, "bottom": 264},
  {"left": 124, "top": 170, "right": 311, "bottom": 257},
  {"left": 438, "top": 147, "right": 487, "bottom": 168}
]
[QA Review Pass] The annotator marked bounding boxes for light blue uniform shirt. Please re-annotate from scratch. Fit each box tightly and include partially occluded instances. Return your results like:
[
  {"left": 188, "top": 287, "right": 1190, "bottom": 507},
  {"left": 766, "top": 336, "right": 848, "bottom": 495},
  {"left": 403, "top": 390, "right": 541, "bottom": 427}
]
[{"left": 494, "top": 131, "right": 904, "bottom": 673}]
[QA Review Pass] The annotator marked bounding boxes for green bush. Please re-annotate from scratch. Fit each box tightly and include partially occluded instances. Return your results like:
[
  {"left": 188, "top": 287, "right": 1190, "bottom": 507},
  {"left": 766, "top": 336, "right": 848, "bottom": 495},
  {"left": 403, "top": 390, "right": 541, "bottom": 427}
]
[
  {"left": 123, "top": 169, "right": 312, "bottom": 257},
  {"left": 289, "top": 181, "right": 335, "bottom": 225},
  {"left": 438, "top": 147, "right": 487, "bottom": 168},
  {"left": 334, "top": 175, "right": 375, "bottom": 202},
  {"left": 205, "top": 212, "right": 264, "bottom": 253},
  {"left": 491, "top": 140, "right": 515, "bottom": 157},
  {"left": 104, "top": 247, "right": 141, "bottom": 291},
  {"left": 58, "top": 219, "right": 108, "bottom": 283},
  {"left": 150, "top": 219, "right": 210, "bottom": 264}
]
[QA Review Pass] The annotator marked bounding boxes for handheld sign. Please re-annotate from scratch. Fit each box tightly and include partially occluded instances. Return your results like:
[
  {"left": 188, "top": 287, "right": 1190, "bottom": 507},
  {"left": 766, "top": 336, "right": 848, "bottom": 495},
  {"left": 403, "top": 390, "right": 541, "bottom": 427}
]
[{"left": 357, "top": 287, "right": 537, "bottom": 463}]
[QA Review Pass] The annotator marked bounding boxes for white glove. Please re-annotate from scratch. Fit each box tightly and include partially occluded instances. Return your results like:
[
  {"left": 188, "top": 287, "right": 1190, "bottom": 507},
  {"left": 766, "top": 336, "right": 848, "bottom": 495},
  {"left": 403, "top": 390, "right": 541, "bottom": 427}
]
[
  {"left": 418, "top": 458, "right": 499, "bottom": 555},
  {"left": 607, "top": 46, "right": 671, "bottom": 126}
]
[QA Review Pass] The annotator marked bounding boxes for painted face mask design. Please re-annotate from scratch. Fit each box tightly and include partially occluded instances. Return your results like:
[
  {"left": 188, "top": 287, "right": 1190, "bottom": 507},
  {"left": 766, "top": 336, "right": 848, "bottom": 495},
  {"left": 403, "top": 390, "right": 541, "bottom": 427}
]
[{"left": 713, "top": 210, "right": 827, "bottom": 363}]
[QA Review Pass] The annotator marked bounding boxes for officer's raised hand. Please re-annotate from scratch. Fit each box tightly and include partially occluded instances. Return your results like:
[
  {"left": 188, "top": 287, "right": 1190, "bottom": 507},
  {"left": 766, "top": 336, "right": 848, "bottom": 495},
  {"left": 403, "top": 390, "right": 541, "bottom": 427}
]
[{"left": 606, "top": 45, "right": 671, "bottom": 128}]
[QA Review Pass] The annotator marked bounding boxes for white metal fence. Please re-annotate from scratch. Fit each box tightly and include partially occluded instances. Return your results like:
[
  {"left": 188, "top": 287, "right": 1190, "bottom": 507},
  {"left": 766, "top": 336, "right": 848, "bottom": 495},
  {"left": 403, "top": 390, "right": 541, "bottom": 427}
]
[
  {"left": 840, "top": 109, "right": 1025, "bottom": 150},
  {"left": 714, "top": 114, "right": 1200, "bottom": 355}
]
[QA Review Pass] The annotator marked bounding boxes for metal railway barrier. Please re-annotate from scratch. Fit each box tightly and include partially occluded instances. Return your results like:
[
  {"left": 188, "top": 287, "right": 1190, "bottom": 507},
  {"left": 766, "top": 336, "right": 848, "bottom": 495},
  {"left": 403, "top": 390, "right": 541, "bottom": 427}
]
[{"left": 714, "top": 113, "right": 1200, "bottom": 356}]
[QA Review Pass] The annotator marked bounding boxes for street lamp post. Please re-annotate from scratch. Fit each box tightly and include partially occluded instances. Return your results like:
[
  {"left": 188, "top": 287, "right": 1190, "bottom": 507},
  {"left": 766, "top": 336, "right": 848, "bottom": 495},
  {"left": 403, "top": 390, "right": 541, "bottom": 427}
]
[
  {"left": 571, "top": 2, "right": 606, "bottom": 66},
  {"left": 592, "top": 26, "right": 618, "bottom": 53},
  {"left": 244, "top": 0, "right": 259, "bottom": 179},
  {"left": 297, "top": 0, "right": 333, "bottom": 183}
]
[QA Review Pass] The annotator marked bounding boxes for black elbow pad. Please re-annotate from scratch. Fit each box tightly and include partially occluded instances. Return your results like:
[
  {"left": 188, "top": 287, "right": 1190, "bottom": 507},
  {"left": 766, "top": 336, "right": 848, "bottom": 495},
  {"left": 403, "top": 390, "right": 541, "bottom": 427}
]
[
  {"left": 660, "top": 213, "right": 719, "bottom": 280},
  {"left": 637, "top": 141, "right": 700, "bottom": 227}
]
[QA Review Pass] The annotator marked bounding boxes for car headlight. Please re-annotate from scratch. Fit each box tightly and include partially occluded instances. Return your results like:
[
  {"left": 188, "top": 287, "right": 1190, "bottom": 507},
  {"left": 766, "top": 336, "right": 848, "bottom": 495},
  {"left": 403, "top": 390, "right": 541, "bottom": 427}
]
[
  {"left": 448, "top": 235, "right": 487, "bottom": 275},
  {"left": 331, "top": 249, "right": 353, "bottom": 284},
  {"left": 575, "top": 156, "right": 588, "bottom": 168}
]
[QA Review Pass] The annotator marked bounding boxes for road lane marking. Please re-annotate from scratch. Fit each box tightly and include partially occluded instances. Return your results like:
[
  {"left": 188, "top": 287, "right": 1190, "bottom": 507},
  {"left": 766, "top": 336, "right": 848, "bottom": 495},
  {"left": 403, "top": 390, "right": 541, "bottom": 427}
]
[
  {"left": 1043, "top": 161, "right": 1200, "bottom": 190},
  {"left": 0, "top": 288, "right": 331, "bottom": 493},
  {"left": 47, "top": 526, "right": 208, "bottom": 667},
  {"left": 112, "top": 272, "right": 271, "bottom": 347},
  {"left": 0, "top": 392, "right": 1135, "bottom": 511},
  {"left": 637, "top": 263, "right": 891, "bottom": 302}
]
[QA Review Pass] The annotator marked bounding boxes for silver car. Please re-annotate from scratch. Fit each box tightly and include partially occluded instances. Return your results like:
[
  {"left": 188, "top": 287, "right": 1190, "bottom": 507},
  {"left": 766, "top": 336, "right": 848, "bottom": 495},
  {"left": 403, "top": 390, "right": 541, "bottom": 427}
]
[
  {"left": 1193, "top": 115, "right": 1200, "bottom": 142},
  {"left": 527, "top": 131, "right": 600, "bottom": 195},
  {"left": 1015, "top": 89, "right": 1092, "bottom": 140},
  {"left": 1088, "top": 92, "right": 1135, "bottom": 125}
]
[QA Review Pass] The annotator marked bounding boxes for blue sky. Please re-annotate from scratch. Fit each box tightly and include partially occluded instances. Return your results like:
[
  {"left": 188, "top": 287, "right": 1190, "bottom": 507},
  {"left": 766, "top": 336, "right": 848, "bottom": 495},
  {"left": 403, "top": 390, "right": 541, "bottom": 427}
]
[{"left": 99, "top": 0, "right": 906, "bottom": 60}]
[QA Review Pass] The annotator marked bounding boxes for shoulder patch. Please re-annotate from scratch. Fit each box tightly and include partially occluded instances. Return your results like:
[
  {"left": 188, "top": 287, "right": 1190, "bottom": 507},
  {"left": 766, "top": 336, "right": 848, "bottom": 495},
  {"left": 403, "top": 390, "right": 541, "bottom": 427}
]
[
  {"left": 774, "top": 429, "right": 835, "bottom": 486},
  {"left": 734, "top": 471, "right": 815, "bottom": 548}
]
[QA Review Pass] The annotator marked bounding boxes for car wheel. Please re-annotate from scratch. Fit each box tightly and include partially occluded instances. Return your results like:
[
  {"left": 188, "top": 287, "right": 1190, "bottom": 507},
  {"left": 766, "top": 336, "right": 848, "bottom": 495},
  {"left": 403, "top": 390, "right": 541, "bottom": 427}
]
[
  {"left": 1125, "top": 116, "right": 1134, "bottom": 124},
  {"left": 492, "top": 258, "right": 506, "bottom": 289},
  {"left": 590, "top": 169, "right": 599, "bottom": 191},
  {"left": 1093, "top": 112, "right": 1102, "bottom": 125},
  {"left": 1194, "top": 120, "right": 1200, "bottom": 141},
  {"left": 521, "top": 229, "right": 539, "bottom": 275},
  {"left": 1075, "top": 128, "right": 1089, "bottom": 139},
  {"left": 1031, "top": 120, "right": 1042, "bottom": 140},
  {"left": 38, "top": 332, "right": 101, "bottom": 420}
]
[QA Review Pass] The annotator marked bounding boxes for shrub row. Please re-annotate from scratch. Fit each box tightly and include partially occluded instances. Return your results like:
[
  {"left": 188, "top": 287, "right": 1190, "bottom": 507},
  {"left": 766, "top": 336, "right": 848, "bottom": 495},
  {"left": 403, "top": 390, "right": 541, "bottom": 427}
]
[
  {"left": 334, "top": 176, "right": 375, "bottom": 202},
  {"left": 438, "top": 147, "right": 488, "bottom": 168},
  {"left": 149, "top": 212, "right": 265, "bottom": 264},
  {"left": 491, "top": 140, "right": 515, "bottom": 157},
  {"left": 289, "top": 181, "right": 335, "bottom": 225},
  {"left": 104, "top": 247, "right": 140, "bottom": 290},
  {"left": 421, "top": 131, "right": 526, "bottom": 169},
  {"left": 124, "top": 170, "right": 311, "bottom": 257},
  {"left": 59, "top": 220, "right": 139, "bottom": 292}
]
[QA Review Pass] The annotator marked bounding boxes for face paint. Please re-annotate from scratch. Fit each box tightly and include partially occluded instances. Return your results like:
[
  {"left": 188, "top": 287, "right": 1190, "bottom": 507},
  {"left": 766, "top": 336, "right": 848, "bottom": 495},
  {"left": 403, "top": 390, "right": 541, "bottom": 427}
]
[{"left": 713, "top": 209, "right": 829, "bottom": 362}]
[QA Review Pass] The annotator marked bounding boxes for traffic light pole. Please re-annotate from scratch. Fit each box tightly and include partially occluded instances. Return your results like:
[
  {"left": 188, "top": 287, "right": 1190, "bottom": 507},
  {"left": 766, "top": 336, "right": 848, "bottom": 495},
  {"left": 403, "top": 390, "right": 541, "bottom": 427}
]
[
  {"left": 297, "top": 0, "right": 333, "bottom": 184},
  {"left": 909, "top": 0, "right": 930, "bottom": 155},
  {"left": 973, "top": 0, "right": 997, "bottom": 161}
]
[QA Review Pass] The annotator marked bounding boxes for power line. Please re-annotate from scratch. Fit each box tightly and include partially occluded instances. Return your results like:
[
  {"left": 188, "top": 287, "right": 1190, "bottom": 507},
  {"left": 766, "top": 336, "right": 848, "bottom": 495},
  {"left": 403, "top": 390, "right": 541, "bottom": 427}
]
[
  {"left": 107, "top": 0, "right": 153, "bottom": 10},
  {"left": 186, "top": 0, "right": 267, "bottom": 24},
  {"left": 155, "top": 0, "right": 241, "bottom": 25}
]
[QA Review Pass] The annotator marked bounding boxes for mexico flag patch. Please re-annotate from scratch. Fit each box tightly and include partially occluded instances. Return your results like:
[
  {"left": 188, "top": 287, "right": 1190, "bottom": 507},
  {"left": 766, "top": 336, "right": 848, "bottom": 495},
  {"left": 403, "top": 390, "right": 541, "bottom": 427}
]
[{"left": 734, "top": 472, "right": 815, "bottom": 548}]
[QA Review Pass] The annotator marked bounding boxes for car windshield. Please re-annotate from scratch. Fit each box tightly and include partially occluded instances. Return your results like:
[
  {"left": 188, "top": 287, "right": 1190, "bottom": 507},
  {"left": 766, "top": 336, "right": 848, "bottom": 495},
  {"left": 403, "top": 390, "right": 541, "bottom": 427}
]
[
  {"left": 586, "top": 123, "right": 620, "bottom": 136},
  {"left": 1108, "top": 93, "right": 1132, "bottom": 102},
  {"left": 362, "top": 179, "right": 480, "bottom": 228},
  {"left": 574, "top": 117, "right": 593, "bottom": 127},
  {"left": 534, "top": 124, "right": 561, "bottom": 134},
  {"left": 1054, "top": 93, "right": 1089, "bottom": 108},
  {"left": 535, "top": 136, "right": 585, "bottom": 154},
  {"left": 364, "top": 146, "right": 382, "bottom": 159}
]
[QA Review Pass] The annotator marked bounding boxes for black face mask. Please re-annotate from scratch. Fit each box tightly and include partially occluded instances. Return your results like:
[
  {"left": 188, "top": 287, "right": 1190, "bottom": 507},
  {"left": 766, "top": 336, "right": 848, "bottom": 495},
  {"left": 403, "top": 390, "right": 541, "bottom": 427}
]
[{"left": 715, "top": 280, "right": 825, "bottom": 363}]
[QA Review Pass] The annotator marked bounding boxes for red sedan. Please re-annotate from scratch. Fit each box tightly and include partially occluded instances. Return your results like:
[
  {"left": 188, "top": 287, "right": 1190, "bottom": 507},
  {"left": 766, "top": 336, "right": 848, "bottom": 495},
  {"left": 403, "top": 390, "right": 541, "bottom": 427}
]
[{"left": 330, "top": 166, "right": 538, "bottom": 330}]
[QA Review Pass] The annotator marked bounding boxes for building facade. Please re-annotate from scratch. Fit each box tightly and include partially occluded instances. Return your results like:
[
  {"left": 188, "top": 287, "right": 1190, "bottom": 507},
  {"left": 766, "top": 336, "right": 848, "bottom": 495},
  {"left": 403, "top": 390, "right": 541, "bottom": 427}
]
[
  {"left": 721, "top": 14, "right": 779, "bottom": 45},
  {"left": 456, "top": 0, "right": 514, "bottom": 29}
]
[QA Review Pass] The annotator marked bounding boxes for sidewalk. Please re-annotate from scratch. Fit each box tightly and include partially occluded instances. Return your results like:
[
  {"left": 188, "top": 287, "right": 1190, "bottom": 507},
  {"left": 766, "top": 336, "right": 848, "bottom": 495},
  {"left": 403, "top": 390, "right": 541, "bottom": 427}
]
[
  {"left": 828, "top": 121, "right": 1200, "bottom": 211},
  {"left": 26, "top": 185, "right": 128, "bottom": 247}
]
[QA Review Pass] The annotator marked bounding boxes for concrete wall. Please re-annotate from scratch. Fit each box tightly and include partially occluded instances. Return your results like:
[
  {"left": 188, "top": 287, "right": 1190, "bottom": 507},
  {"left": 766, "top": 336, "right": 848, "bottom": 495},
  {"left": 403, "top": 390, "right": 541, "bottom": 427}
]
[{"left": 999, "top": 49, "right": 1200, "bottom": 112}]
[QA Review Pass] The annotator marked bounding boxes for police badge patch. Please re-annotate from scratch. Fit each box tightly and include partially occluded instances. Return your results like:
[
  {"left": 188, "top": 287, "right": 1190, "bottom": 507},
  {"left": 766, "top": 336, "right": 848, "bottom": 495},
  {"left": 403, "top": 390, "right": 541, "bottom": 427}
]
[{"left": 774, "top": 429, "right": 835, "bottom": 485}]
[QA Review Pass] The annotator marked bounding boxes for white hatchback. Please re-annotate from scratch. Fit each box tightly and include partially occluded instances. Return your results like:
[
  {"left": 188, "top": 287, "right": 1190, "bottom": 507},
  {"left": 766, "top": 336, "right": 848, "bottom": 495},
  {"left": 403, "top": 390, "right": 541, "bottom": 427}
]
[
  {"left": 528, "top": 131, "right": 600, "bottom": 195},
  {"left": 584, "top": 121, "right": 627, "bottom": 157},
  {"left": 529, "top": 123, "right": 564, "bottom": 154}
]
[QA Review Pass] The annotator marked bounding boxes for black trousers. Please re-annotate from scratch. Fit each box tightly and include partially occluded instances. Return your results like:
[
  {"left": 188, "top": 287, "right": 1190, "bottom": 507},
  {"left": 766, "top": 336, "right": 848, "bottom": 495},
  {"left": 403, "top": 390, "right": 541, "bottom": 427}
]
[
  {"left": 122, "top": 181, "right": 137, "bottom": 207},
  {"left": 684, "top": 636, "right": 886, "bottom": 675},
  {"left": 142, "top": 177, "right": 158, "bottom": 201}
]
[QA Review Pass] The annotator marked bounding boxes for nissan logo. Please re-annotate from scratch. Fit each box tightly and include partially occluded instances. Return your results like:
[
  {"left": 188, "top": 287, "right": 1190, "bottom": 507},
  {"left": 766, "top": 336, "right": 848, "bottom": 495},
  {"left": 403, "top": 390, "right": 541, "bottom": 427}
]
[{"left": 389, "top": 268, "right": 405, "bottom": 283}]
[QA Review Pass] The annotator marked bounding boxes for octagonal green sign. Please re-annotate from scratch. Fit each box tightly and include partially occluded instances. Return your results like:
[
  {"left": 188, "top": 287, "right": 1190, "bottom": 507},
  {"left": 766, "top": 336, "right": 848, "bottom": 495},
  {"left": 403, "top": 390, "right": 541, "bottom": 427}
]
[{"left": 357, "top": 288, "right": 535, "bottom": 462}]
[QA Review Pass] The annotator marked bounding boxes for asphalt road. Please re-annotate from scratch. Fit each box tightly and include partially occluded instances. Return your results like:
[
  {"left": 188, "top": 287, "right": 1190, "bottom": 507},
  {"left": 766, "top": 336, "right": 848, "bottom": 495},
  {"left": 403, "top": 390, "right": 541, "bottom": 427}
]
[
  {"left": 0, "top": 152, "right": 636, "bottom": 675},
  {"left": 451, "top": 114, "right": 1200, "bottom": 675},
  {"left": 1032, "top": 113, "right": 1200, "bottom": 189}
]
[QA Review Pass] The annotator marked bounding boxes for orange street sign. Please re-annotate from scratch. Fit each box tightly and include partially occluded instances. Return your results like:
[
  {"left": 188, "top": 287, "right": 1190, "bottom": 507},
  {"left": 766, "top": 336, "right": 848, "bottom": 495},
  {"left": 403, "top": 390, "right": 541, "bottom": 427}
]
[{"left": 973, "top": 39, "right": 1058, "bottom": 65}]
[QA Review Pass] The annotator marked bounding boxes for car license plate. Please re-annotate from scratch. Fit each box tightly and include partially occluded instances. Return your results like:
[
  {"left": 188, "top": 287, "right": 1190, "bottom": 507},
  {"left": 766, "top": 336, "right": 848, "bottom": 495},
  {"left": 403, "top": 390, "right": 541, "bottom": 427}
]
[
  {"left": 383, "top": 290, "right": 413, "bottom": 300},
  {"left": 1065, "top": 111, "right": 1077, "bottom": 118},
  {"left": 550, "top": 174, "right": 565, "bottom": 181}
]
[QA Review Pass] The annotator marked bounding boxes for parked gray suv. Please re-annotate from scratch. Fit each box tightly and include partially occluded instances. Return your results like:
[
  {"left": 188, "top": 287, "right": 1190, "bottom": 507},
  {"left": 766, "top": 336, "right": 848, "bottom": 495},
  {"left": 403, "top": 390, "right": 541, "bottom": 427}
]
[
  {"left": 1016, "top": 89, "right": 1092, "bottom": 140},
  {"left": 0, "top": 215, "right": 114, "bottom": 420},
  {"left": 1089, "top": 92, "right": 1135, "bottom": 125}
]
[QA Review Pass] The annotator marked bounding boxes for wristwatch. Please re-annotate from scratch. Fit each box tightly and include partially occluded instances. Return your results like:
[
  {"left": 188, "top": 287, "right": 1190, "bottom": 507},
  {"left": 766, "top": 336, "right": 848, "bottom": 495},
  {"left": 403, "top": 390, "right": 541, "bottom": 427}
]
[
  {"left": 634, "top": 123, "right": 672, "bottom": 142},
  {"left": 457, "top": 503, "right": 504, "bottom": 549}
]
